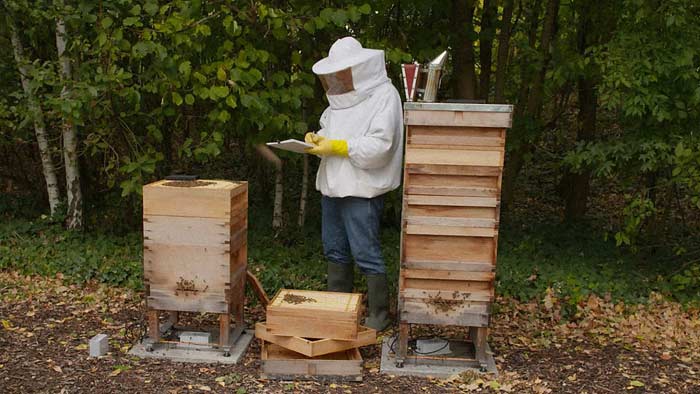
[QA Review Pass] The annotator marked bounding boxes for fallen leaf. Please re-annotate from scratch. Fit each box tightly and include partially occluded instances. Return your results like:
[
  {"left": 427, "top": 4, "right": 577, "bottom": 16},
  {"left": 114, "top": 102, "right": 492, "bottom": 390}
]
[
  {"left": 197, "top": 386, "right": 211, "bottom": 392},
  {"left": 52, "top": 365, "right": 63, "bottom": 373},
  {"left": 629, "top": 380, "right": 645, "bottom": 387},
  {"left": 109, "top": 369, "right": 122, "bottom": 377},
  {"left": 74, "top": 344, "right": 88, "bottom": 350}
]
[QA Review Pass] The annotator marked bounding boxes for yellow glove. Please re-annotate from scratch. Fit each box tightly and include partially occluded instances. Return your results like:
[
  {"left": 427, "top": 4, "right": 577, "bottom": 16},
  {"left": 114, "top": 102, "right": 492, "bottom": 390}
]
[
  {"left": 306, "top": 138, "right": 349, "bottom": 157},
  {"left": 305, "top": 132, "right": 325, "bottom": 145}
]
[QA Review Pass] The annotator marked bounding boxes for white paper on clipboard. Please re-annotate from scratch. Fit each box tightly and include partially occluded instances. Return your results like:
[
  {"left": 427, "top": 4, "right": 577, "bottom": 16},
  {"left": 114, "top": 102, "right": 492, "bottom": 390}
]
[{"left": 266, "top": 139, "right": 314, "bottom": 154}]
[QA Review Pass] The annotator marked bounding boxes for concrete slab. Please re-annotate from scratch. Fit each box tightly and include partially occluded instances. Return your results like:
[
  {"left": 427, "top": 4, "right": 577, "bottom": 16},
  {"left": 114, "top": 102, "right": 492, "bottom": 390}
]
[
  {"left": 89, "top": 334, "right": 109, "bottom": 357},
  {"left": 129, "top": 329, "right": 254, "bottom": 364},
  {"left": 379, "top": 336, "right": 497, "bottom": 378}
]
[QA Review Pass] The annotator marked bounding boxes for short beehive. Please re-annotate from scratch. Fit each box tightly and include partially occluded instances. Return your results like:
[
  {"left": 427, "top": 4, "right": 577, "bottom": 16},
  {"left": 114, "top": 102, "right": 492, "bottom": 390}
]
[
  {"left": 142, "top": 179, "right": 248, "bottom": 314},
  {"left": 265, "top": 289, "right": 363, "bottom": 340}
]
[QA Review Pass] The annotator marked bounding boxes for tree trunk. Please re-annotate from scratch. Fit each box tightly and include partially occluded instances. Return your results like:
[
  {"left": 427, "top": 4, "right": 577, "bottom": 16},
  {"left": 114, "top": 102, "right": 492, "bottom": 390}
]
[
  {"left": 452, "top": 0, "right": 478, "bottom": 99},
  {"left": 561, "top": 77, "right": 596, "bottom": 221},
  {"left": 526, "top": 0, "right": 560, "bottom": 116},
  {"left": 254, "top": 144, "right": 284, "bottom": 230},
  {"left": 494, "top": 0, "right": 515, "bottom": 103},
  {"left": 55, "top": 11, "right": 83, "bottom": 229},
  {"left": 8, "top": 15, "right": 62, "bottom": 215},
  {"left": 514, "top": 0, "right": 542, "bottom": 118},
  {"left": 502, "top": 0, "right": 560, "bottom": 209},
  {"left": 478, "top": 0, "right": 498, "bottom": 101},
  {"left": 561, "top": 2, "right": 597, "bottom": 221},
  {"left": 297, "top": 154, "right": 309, "bottom": 228}
]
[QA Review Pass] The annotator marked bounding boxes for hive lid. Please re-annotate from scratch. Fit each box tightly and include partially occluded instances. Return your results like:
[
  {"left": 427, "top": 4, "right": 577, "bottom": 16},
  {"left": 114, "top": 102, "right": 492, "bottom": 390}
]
[
  {"left": 145, "top": 179, "right": 244, "bottom": 190},
  {"left": 404, "top": 102, "right": 513, "bottom": 113}
]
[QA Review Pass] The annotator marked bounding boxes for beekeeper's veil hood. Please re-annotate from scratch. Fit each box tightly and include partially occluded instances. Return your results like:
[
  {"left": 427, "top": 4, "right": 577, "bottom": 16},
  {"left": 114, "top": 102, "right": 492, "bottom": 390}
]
[{"left": 312, "top": 37, "right": 390, "bottom": 109}]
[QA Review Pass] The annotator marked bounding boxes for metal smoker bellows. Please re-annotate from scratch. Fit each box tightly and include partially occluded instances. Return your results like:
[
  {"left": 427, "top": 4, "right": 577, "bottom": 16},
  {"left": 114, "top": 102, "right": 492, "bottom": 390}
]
[{"left": 401, "top": 50, "right": 448, "bottom": 103}]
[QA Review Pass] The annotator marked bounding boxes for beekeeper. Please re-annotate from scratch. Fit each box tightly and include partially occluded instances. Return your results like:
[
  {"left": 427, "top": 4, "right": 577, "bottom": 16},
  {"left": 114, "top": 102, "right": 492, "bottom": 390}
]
[{"left": 305, "top": 37, "right": 403, "bottom": 331}]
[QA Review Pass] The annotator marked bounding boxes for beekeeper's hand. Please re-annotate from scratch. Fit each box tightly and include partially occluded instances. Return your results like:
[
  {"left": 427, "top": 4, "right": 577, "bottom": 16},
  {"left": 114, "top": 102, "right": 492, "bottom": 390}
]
[
  {"left": 306, "top": 138, "right": 348, "bottom": 157},
  {"left": 305, "top": 132, "right": 325, "bottom": 145}
]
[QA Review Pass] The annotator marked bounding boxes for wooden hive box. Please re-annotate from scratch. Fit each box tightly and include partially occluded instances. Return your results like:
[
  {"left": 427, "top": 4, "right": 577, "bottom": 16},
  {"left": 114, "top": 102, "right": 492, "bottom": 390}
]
[
  {"left": 142, "top": 179, "right": 248, "bottom": 315},
  {"left": 397, "top": 102, "right": 512, "bottom": 367},
  {"left": 261, "top": 342, "right": 363, "bottom": 381},
  {"left": 265, "top": 289, "right": 363, "bottom": 340},
  {"left": 255, "top": 322, "right": 376, "bottom": 358}
]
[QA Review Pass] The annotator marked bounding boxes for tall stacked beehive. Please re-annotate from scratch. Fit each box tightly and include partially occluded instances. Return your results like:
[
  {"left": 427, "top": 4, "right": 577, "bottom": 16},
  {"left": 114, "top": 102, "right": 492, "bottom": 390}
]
[
  {"left": 142, "top": 179, "right": 248, "bottom": 348},
  {"left": 397, "top": 103, "right": 512, "bottom": 368}
]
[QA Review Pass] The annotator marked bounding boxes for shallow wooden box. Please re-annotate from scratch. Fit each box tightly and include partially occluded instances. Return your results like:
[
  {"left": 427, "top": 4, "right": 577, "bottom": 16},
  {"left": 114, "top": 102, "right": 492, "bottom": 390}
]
[
  {"left": 265, "top": 289, "right": 363, "bottom": 340},
  {"left": 261, "top": 342, "right": 363, "bottom": 381},
  {"left": 255, "top": 322, "right": 376, "bottom": 357},
  {"left": 142, "top": 179, "right": 248, "bottom": 314}
]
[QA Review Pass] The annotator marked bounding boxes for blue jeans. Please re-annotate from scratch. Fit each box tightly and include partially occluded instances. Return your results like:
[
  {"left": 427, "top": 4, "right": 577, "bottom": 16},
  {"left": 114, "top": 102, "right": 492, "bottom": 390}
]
[{"left": 321, "top": 195, "right": 386, "bottom": 275}]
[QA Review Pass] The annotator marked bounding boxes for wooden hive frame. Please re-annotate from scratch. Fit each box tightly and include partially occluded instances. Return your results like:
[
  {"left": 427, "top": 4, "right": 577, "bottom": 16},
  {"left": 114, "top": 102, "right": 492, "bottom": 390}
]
[
  {"left": 265, "top": 289, "right": 364, "bottom": 341},
  {"left": 396, "top": 103, "right": 512, "bottom": 369},
  {"left": 142, "top": 179, "right": 248, "bottom": 350}
]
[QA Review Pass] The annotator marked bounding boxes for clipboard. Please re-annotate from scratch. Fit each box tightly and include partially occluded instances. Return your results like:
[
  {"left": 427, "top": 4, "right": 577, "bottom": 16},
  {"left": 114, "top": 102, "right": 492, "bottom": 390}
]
[{"left": 266, "top": 139, "right": 314, "bottom": 154}]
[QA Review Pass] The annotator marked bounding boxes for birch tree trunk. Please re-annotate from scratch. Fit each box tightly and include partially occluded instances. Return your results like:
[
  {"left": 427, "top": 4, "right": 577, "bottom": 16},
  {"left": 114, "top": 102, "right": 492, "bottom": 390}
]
[
  {"left": 55, "top": 10, "right": 83, "bottom": 229},
  {"left": 8, "top": 15, "right": 61, "bottom": 215},
  {"left": 255, "top": 144, "right": 284, "bottom": 230},
  {"left": 297, "top": 154, "right": 309, "bottom": 228}
]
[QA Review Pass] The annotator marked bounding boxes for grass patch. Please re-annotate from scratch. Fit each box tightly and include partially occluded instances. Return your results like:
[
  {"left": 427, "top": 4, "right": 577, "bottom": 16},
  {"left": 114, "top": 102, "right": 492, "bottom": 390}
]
[
  {"left": 1, "top": 210, "right": 696, "bottom": 307},
  {"left": 497, "top": 217, "right": 699, "bottom": 309}
]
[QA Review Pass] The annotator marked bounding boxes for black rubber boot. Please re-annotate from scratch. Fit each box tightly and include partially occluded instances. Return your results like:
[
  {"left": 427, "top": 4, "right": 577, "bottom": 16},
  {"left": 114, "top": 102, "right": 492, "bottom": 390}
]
[
  {"left": 327, "top": 261, "right": 354, "bottom": 293},
  {"left": 365, "top": 273, "right": 391, "bottom": 331}
]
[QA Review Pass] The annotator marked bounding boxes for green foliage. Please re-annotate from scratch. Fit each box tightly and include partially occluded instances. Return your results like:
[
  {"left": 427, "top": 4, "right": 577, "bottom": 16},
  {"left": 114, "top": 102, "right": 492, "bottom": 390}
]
[
  {"left": 673, "top": 140, "right": 700, "bottom": 209},
  {"left": 2, "top": 212, "right": 698, "bottom": 309},
  {"left": 1, "top": 0, "right": 698, "bottom": 312},
  {"left": 2, "top": 0, "right": 378, "bottom": 198},
  {"left": 0, "top": 217, "right": 142, "bottom": 288},
  {"left": 495, "top": 219, "right": 699, "bottom": 313},
  {"left": 671, "top": 263, "right": 700, "bottom": 303}
]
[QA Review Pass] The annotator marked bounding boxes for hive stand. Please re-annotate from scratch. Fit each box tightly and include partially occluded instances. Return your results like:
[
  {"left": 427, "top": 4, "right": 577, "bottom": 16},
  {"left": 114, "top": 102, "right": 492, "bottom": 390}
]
[
  {"left": 394, "top": 103, "right": 512, "bottom": 372},
  {"left": 140, "top": 179, "right": 248, "bottom": 357}
]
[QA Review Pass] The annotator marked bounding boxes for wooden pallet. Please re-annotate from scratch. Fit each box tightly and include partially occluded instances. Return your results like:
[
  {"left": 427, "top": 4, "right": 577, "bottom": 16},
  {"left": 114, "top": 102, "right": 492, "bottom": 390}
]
[
  {"left": 255, "top": 322, "right": 376, "bottom": 358},
  {"left": 261, "top": 342, "right": 363, "bottom": 381},
  {"left": 397, "top": 103, "right": 512, "bottom": 370},
  {"left": 142, "top": 179, "right": 248, "bottom": 348},
  {"left": 266, "top": 289, "right": 363, "bottom": 340}
]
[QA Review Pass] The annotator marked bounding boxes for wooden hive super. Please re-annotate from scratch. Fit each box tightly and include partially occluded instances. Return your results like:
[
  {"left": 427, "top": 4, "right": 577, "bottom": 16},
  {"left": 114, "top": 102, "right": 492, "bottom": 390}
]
[
  {"left": 265, "top": 289, "right": 363, "bottom": 340},
  {"left": 142, "top": 179, "right": 248, "bottom": 346},
  {"left": 397, "top": 103, "right": 513, "bottom": 369}
]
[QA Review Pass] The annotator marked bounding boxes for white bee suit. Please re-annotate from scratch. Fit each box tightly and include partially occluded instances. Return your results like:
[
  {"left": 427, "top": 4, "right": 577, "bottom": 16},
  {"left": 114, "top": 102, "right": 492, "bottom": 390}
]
[{"left": 312, "top": 37, "right": 404, "bottom": 198}]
